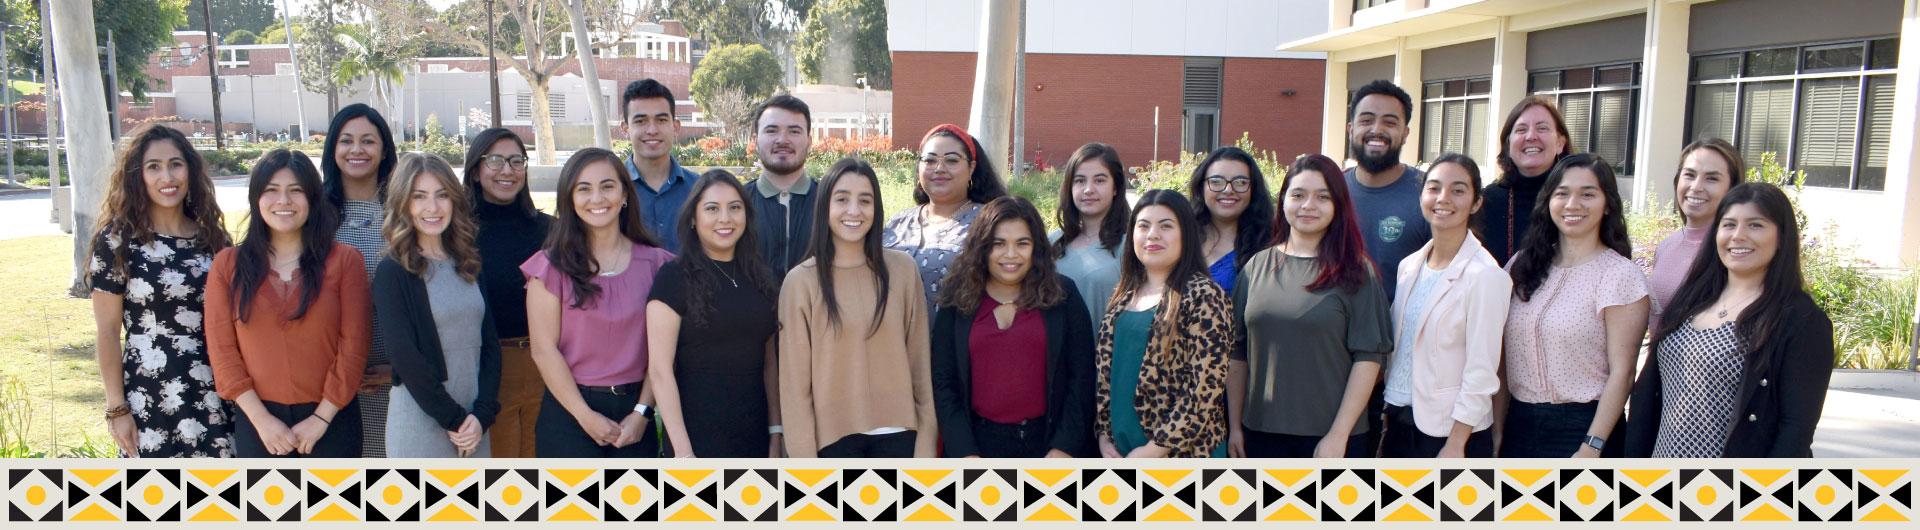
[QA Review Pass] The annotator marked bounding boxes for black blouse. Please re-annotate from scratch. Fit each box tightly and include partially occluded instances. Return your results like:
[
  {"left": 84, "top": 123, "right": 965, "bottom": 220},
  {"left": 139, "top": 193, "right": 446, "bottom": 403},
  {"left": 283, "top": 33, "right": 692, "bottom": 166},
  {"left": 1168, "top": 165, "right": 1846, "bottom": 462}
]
[{"left": 474, "top": 199, "right": 552, "bottom": 338}]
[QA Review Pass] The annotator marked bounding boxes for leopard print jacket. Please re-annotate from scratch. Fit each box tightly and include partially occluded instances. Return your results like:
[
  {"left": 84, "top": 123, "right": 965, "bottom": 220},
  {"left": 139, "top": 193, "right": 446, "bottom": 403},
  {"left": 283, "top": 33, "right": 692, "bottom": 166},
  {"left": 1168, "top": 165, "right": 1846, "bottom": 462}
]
[{"left": 1094, "top": 273, "right": 1232, "bottom": 457}]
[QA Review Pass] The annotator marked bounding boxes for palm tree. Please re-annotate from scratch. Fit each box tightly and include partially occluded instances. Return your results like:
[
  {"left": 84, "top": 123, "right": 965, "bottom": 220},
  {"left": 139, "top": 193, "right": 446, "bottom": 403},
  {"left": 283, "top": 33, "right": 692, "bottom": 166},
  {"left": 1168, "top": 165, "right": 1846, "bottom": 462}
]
[{"left": 332, "top": 30, "right": 407, "bottom": 117}]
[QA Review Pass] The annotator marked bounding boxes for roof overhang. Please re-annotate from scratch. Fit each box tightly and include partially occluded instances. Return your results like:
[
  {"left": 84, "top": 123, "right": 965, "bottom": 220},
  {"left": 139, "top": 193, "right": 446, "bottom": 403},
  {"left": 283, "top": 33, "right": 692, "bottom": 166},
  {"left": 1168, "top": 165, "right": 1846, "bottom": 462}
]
[{"left": 1280, "top": 0, "right": 1676, "bottom": 54}]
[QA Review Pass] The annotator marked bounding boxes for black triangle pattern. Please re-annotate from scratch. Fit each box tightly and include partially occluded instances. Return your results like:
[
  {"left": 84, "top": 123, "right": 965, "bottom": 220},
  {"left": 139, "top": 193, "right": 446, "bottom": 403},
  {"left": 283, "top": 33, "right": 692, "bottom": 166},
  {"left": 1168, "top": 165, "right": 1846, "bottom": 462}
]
[
  {"left": 1022, "top": 483, "right": 1044, "bottom": 507},
  {"left": 1297, "top": 479, "right": 1318, "bottom": 508},
  {"left": 937, "top": 482, "right": 958, "bottom": 506},
  {"left": 340, "top": 483, "right": 362, "bottom": 508},
  {"left": 902, "top": 482, "right": 926, "bottom": 507},
  {"left": 1140, "top": 481, "right": 1164, "bottom": 507},
  {"left": 423, "top": 483, "right": 446, "bottom": 508},
  {"left": 186, "top": 482, "right": 207, "bottom": 508},
  {"left": 1652, "top": 482, "right": 1674, "bottom": 508},
  {"left": 1619, "top": 483, "right": 1642, "bottom": 506},
  {"left": 662, "top": 481, "right": 685, "bottom": 508},
  {"left": 1379, "top": 482, "right": 1402, "bottom": 507},
  {"left": 1741, "top": 482, "right": 1761, "bottom": 506},
  {"left": 1057, "top": 481, "right": 1077, "bottom": 508},
  {"left": 1176, "top": 482, "right": 1197, "bottom": 507},
  {"left": 1890, "top": 483, "right": 1911, "bottom": 508},
  {"left": 457, "top": 482, "right": 478, "bottom": 507},
  {"left": 1772, "top": 482, "right": 1795, "bottom": 507},
  {"left": 1414, "top": 483, "right": 1435, "bottom": 508},
  {"left": 696, "top": 483, "right": 718, "bottom": 507}
]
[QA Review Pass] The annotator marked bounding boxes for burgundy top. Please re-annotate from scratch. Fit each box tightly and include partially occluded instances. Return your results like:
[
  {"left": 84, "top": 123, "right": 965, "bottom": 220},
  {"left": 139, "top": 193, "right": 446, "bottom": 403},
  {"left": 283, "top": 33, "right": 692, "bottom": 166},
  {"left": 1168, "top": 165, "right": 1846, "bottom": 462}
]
[
  {"left": 968, "top": 297, "right": 1048, "bottom": 423},
  {"left": 520, "top": 242, "right": 674, "bottom": 387}
]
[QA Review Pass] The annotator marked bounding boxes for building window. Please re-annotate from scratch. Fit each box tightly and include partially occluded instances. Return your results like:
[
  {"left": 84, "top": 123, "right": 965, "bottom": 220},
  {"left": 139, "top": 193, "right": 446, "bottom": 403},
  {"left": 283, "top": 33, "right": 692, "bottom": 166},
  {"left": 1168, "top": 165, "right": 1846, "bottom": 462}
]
[
  {"left": 1419, "top": 77, "right": 1491, "bottom": 163},
  {"left": 1531, "top": 63, "right": 1640, "bottom": 175},
  {"left": 1354, "top": 0, "right": 1396, "bottom": 11},
  {"left": 1686, "top": 38, "right": 1899, "bottom": 191},
  {"left": 1182, "top": 57, "right": 1223, "bottom": 155}
]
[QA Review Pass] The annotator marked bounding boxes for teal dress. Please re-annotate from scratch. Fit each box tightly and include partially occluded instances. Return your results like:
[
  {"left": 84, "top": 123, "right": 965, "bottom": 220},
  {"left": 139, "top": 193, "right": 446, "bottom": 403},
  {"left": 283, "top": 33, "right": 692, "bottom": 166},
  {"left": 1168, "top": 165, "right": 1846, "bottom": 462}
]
[{"left": 1108, "top": 309, "right": 1155, "bottom": 454}]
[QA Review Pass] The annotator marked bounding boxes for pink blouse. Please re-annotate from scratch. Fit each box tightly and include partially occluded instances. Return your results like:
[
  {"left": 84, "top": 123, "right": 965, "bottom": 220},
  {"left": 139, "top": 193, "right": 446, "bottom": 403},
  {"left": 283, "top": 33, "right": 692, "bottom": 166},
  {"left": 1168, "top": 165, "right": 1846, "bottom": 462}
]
[
  {"left": 1502, "top": 250, "right": 1648, "bottom": 404},
  {"left": 1647, "top": 226, "right": 1709, "bottom": 332},
  {"left": 520, "top": 243, "right": 674, "bottom": 387}
]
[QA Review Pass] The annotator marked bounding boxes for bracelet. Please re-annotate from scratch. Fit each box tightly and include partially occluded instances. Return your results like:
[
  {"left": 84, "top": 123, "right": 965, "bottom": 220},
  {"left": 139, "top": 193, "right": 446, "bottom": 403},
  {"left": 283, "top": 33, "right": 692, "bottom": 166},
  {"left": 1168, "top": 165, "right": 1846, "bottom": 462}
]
[
  {"left": 315, "top": 415, "right": 332, "bottom": 425},
  {"left": 104, "top": 404, "right": 131, "bottom": 421},
  {"left": 768, "top": 425, "right": 783, "bottom": 435}
]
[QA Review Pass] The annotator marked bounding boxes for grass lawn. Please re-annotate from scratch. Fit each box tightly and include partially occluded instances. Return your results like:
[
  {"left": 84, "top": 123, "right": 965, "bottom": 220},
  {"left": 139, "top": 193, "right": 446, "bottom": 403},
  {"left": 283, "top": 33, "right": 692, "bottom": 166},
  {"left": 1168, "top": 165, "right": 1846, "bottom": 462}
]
[{"left": 0, "top": 235, "right": 112, "bottom": 456}]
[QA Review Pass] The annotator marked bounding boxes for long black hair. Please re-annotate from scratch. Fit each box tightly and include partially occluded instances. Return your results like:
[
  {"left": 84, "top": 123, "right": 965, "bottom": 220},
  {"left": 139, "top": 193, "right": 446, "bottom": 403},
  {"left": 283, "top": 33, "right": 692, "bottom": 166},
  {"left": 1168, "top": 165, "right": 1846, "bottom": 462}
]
[
  {"left": 912, "top": 125, "right": 1008, "bottom": 205},
  {"left": 320, "top": 103, "right": 398, "bottom": 211},
  {"left": 806, "top": 157, "right": 891, "bottom": 335},
  {"left": 1186, "top": 146, "right": 1275, "bottom": 269},
  {"left": 673, "top": 169, "right": 779, "bottom": 328},
  {"left": 1054, "top": 142, "right": 1130, "bottom": 258},
  {"left": 1508, "top": 153, "right": 1633, "bottom": 302},
  {"left": 232, "top": 149, "right": 339, "bottom": 322},
  {"left": 1110, "top": 189, "right": 1211, "bottom": 354},
  {"left": 463, "top": 127, "right": 538, "bottom": 217},
  {"left": 1649, "top": 183, "right": 1804, "bottom": 358},
  {"left": 542, "top": 148, "right": 662, "bottom": 309}
]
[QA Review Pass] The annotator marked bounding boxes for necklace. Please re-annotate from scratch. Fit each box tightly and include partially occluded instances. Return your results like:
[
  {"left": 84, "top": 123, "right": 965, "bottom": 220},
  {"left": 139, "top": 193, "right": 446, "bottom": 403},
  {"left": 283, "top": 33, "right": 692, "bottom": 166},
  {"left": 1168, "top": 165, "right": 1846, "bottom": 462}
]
[
  {"left": 1713, "top": 290, "right": 1762, "bottom": 319},
  {"left": 713, "top": 261, "right": 739, "bottom": 288}
]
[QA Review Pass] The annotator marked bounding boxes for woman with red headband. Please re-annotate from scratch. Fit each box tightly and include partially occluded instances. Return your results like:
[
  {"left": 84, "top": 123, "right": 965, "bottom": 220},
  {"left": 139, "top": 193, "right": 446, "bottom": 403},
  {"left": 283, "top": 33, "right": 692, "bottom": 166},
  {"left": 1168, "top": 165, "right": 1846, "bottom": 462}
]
[{"left": 885, "top": 124, "right": 1009, "bottom": 321}]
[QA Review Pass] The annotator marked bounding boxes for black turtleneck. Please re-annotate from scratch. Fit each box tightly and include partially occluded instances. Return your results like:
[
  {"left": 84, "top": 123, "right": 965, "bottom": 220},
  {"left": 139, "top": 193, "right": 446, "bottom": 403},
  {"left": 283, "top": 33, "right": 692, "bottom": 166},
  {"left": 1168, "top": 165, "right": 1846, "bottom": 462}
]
[
  {"left": 1479, "top": 169, "right": 1548, "bottom": 266},
  {"left": 474, "top": 198, "right": 553, "bottom": 338}
]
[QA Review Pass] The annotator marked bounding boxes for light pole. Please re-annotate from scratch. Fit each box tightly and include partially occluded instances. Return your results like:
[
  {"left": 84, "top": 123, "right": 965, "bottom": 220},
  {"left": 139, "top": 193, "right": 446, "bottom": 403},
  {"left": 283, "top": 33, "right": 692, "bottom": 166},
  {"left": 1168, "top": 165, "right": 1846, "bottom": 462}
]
[
  {"left": 280, "top": 0, "right": 307, "bottom": 140},
  {"left": 3, "top": 13, "right": 16, "bottom": 186},
  {"left": 856, "top": 75, "right": 870, "bottom": 140},
  {"left": 486, "top": 0, "right": 501, "bottom": 128}
]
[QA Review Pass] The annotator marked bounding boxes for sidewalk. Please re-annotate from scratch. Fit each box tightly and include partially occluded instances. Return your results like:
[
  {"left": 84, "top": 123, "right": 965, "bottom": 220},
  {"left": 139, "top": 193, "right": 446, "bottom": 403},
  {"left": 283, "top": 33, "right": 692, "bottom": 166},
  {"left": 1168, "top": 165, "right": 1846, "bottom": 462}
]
[{"left": 1812, "top": 370, "right": 1920, "bottom": 458}]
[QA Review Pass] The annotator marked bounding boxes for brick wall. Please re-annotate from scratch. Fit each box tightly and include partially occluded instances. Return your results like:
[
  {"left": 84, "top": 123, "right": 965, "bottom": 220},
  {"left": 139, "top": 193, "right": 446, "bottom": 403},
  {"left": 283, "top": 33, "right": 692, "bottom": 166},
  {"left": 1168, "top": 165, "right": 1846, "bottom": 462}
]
[{"left": 891, "top": 51, "right": 1323, "bottom": 172}]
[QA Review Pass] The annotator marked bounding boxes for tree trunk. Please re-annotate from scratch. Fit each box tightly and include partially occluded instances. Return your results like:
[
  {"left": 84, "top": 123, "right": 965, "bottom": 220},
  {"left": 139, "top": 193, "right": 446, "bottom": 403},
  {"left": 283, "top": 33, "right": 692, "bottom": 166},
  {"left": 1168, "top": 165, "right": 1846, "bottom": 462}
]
[
  {"left": 566, "top": 0, "right": 610, "bottom": 150},
  {"left": 529, "top": 74, "right": 557, "bottom": 165},
  {"left": 49, "top": 0, "right": 111, "bottom": 297}
]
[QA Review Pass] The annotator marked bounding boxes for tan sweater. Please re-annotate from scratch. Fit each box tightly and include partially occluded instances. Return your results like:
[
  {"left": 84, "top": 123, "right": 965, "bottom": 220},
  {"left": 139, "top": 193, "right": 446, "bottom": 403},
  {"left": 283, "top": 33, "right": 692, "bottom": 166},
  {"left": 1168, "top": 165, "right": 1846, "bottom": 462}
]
[{"left": 778, "top": 250, "right": 936, "bottom": 457}]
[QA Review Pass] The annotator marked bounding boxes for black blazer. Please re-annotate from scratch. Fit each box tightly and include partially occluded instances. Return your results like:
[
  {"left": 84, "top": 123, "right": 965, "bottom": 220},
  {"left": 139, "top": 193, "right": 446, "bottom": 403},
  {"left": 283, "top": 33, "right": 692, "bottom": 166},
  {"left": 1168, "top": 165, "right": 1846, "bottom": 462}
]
[
  {"left": 1624, "top": 290, "right": 1835, "bottom": 457},
  {"left": 930, "top": 275, "right": 1096, "bottom": 457},
  {"left": 374, "top": 257, "right": 504, "bottom": 431}
]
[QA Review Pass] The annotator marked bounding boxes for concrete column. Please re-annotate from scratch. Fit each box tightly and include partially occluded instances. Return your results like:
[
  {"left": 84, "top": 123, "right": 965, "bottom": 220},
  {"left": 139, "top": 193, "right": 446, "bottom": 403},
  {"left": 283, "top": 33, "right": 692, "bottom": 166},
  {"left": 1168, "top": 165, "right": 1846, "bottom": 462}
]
[
  {"left": 1392, "top": 38, "right": 1423, "bottom": 165},
  {"left": 1330, "top": 0, "right": 1353, "bottom": 31},
  {"left": 49, "top": 0, "right": 111, "bottom": 296},
  {"left": 1487, "top": 16, "right": 1527, "bottom": 167},
  {"left": 1887, "top": 0, "right": 1920, "bottom": 266},
  {"left": 968, "top": 0, "right": 1021, "bottom": 171},
  {"left": 1321, "top": 59, "right": 1349, "bottom": 162},
  {"left": 1631, "top": 0, "right": 1691, "bottom": 213}
]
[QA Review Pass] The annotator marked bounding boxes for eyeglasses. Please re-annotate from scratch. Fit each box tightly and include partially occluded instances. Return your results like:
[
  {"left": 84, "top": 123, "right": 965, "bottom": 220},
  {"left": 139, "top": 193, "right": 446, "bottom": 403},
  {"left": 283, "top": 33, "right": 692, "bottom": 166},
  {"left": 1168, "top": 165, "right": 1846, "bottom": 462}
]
[
  {"left": 481, "top": 154, "right": 529, "bottom": 170},
  {"left": 919, "top": 155, "right": 968, "bottom": 169},
  {"left": 1206, "top": 176, "right": 1252, "bottom": 193}
]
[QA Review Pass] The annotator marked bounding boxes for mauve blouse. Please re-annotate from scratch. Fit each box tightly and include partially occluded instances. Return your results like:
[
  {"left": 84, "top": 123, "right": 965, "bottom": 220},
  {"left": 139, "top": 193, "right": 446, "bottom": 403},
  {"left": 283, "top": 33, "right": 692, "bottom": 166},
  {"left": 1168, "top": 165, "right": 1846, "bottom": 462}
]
[
  {"left": 520, "top": 242, "right": 674, "bottom": 387},
  {"left": 1502, "top": 250, "right": 1648, "bottom": 404}
]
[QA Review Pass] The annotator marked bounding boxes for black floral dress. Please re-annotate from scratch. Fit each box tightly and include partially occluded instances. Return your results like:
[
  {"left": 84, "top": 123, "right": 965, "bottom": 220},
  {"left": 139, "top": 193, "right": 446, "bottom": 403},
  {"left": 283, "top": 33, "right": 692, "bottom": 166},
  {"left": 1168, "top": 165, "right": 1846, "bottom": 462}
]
[{"left": 89, "top": 231, "right": 234, "bottom": 457}]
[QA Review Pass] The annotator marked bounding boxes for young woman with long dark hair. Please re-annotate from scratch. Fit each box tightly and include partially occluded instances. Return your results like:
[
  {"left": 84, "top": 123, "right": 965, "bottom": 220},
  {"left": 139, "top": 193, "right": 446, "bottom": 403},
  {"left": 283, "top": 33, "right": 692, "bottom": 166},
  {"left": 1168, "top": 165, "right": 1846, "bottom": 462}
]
[
  {"left": 1380, "top": 154, "right": 1510, "bottom": 458},
  {"left": 320, "top": 103, "right": 400, "bottom": 457},
  {"left": 1051, "top": 142, "right": 1129, "bottom": 325},
  {"left": 932, "top": 196, "right": 1096, "bottom": 458},
  {"left": 885, "top": 124, "right": 1009, "bottom": 320},
  {"left": 1497, "top": 154, "right": 1649, "bottom": 458},
  {"left": 1227, "top": 154, "right": 1392, "bottom": 458},
  {"left": 1186, "top": 146, "right": 1275, "bottom": 293},
  {"left": 1648, "top": 139, "right": 1745, "bottom": 331},
  {"left": 375, "top": 154, "right": 501, "bottom": 458},
  {"left": 780, "top": 158, "right": 937, "bottom": 458},
  {"left": 648, "top": 170, "right": 785, "bottom": 458},
  {"left": 522, "top": 148, "right": 672, "bottom": 458},
  {"left": 206, "top": 149, "right": 369, "bottom": 458},
  {"left": 1626, "top": 183, "right": 1835, "bottom": 458},
  {"left": 1095, "top": 190, "right": 1232, "bottom": 459},
  {"left": 1479, "top": 97, "right": 1573, "bottom": 265},
  {"left": 463, "top": 127, "right": 552, "bottom": 458},
  {"left": 89, "top": 124, "right": 234, "bottom": 457}
]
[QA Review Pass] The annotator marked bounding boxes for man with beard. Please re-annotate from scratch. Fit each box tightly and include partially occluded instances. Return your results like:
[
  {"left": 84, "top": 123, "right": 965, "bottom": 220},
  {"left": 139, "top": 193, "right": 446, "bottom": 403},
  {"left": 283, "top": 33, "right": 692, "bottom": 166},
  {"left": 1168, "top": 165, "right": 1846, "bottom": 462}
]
[
  {"left": 1343, "top": 80, "right": 1430, "bottom": 301},
  {"left": 745, "top": 95, "right": 817, "bottom": 275},
  {"left": 1344, "top": 80, "right": 1429, "bottom": 459}
]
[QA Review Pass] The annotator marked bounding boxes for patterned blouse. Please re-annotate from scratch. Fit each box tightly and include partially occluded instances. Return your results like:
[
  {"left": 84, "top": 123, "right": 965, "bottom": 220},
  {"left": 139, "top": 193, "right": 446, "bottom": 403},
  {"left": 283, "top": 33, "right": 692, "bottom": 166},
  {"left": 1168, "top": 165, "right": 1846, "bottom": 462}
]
[
  {"left": 883, "top": 202, "right": 984, "bottom": 320},
  {"left": 1652, "top": 318, "right": 1746, "bottom": 458}
]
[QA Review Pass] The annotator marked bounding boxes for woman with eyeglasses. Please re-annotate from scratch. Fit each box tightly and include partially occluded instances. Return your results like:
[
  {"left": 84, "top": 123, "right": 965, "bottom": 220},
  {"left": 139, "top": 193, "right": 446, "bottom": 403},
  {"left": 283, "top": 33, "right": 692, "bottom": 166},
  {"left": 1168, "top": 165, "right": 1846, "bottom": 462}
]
[
  {"left": 885, "top": 124, "right": 1010, "bottom": 321},
  {"left": 464, "top": 128, "right": 552, "bottom": 458},
  {"left": 1187, "top": 147, "right": 1275, "bottom": 294}
]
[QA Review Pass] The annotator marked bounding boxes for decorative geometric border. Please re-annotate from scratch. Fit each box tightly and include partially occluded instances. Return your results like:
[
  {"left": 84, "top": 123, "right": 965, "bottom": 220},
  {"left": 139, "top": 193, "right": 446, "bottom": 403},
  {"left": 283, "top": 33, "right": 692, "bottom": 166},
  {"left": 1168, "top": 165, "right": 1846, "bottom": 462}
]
[{"left": 3, "top": 460, "right": 1912, "bottom": 523}]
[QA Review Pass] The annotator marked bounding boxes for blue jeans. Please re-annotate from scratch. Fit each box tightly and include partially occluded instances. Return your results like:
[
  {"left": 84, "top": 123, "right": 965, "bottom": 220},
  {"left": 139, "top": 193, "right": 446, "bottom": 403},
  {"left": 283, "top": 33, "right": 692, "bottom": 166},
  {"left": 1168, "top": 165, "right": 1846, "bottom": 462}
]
[{"left": 1499, "top": 400, "right": 1599, "bottom": 458}]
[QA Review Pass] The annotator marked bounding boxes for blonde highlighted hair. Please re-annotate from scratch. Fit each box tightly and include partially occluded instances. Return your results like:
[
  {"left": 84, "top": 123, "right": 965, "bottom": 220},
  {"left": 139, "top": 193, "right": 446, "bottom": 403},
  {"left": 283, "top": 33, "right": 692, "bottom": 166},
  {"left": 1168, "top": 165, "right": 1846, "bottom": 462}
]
[{"left": 383, "top": 153, "right": 482, "bottom": 283}]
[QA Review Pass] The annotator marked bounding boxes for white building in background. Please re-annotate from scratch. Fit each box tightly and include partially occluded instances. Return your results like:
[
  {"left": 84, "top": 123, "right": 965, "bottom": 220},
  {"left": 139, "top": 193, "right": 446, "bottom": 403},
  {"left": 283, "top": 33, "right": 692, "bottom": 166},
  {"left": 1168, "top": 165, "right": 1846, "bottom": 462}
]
[{"left": 1285, "top": 0, "right": 1920, "bottom": 266}]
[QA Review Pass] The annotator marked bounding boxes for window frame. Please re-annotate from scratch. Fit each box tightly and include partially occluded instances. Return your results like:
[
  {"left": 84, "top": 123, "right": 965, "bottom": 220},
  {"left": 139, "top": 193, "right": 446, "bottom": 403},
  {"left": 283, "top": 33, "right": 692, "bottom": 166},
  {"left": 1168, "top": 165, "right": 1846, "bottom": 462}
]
[
  {"left": 1419, "top": 75, "right": 1493, "bottom": 163},
  {"left": 1529, "top": 62, "right": 1643, "bottom": 176},
  {"left": 1684, "top": 37, "right": 1900, "bottom": 191}
]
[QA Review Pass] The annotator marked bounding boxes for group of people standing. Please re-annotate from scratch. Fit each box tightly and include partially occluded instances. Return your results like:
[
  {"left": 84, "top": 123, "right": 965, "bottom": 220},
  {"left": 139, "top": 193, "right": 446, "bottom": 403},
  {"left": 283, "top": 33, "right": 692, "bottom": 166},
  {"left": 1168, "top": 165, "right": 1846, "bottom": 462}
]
[{"left": 88, "top": 76, "right": 1834, "bottom": 460}]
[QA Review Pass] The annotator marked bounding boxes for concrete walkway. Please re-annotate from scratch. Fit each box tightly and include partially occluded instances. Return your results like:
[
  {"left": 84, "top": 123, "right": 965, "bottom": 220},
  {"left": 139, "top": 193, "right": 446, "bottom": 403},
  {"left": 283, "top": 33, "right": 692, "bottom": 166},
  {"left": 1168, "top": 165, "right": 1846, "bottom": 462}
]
[{"left": 1813, "top": 370, "right": 1920, "bottom": 458}]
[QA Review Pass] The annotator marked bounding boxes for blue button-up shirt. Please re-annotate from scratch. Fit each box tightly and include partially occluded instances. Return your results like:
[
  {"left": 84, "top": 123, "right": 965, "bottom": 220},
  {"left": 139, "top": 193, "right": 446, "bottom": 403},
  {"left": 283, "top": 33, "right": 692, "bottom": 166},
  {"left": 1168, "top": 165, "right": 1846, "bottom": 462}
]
[{"left": 626, "top": 155, "right": 699, "bottom": 253}]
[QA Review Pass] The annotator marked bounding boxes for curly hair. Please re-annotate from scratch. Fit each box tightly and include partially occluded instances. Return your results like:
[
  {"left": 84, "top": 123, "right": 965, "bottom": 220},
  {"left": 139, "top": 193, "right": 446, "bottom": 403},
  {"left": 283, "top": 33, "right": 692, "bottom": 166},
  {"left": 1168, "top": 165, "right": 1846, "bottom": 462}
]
[
  {"left": 383, "top": 153, "right": 483, "bottom": 284},
  {"left": 92, "top": 124, "right": 231, "bottom": 285},
  {"left": 939, "top": 196, "right": 1067, "bottom": 314}
]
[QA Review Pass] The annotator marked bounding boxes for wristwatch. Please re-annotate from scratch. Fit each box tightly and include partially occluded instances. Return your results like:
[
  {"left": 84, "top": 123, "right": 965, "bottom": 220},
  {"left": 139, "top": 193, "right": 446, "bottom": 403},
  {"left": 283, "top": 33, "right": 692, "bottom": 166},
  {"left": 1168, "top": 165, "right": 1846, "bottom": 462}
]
[
  {"left": 1584, "top": 435, "right": 1606, "bottom": 451},
  {"left": 633, "top": 403, "right": 651, "bottom": 416}
]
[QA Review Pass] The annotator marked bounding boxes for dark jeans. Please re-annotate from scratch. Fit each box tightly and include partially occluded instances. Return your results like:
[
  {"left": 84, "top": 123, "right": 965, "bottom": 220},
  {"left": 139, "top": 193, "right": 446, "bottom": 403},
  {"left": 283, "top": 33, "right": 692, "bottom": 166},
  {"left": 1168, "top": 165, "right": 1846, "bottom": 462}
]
[
  {"left": 1500, "top": 400, "right": 1599, "bottom": 458},
  {"left": 534, "top": 389, "right": 660, "bottom": 458},
  {"left": 234, "top": 400, "right": 363, "bottom": 458},
  {"left": 968, "top": 417, "right": 1051, "bottom": 458},
  {"left": 818, "top": 431, "right": 917, "bottom": 458},
  {"left": 1242, "top": 428, "right": 1371, "bottom": 458},
  {"left": 1381, "top": 405, "right": 1493, "bottom": 458}
]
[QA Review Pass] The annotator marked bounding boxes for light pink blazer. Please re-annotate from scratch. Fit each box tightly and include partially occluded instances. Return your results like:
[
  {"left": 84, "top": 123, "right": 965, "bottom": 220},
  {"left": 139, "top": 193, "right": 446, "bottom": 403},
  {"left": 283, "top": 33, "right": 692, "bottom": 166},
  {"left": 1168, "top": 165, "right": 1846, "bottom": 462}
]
[{"left": 1391, "top": 232, "right": 1513, "bottom": 438}]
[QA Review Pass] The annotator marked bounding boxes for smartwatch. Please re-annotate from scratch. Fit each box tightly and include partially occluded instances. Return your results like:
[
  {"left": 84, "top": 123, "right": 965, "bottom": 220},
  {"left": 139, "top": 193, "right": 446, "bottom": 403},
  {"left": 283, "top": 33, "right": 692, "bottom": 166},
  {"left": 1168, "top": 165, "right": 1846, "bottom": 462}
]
[
  {"left": 1584, "top": 435, "right": 1606, "bottom": 451},
  {"left": 633, "top": 402, "right": 652, "bottom": 416}
]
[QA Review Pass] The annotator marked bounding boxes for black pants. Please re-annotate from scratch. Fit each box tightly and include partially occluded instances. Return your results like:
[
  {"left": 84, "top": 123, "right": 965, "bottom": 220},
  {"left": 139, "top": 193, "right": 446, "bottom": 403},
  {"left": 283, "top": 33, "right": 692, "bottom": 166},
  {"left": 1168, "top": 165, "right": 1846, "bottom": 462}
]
[
  {"left": 818, "top": 431, "right": 916, "bottom": 458},
  {"left": 1500, "top": 400, "right": 1599, "bottom": 458},
  {"left": 967, "top": 417, "right": 1051, "bottom": 458},
  {"left": 534, "top": 389, "right": 660, "bottom": 458},
  {"left": 1381, "top": 405, "right": 1492, "bottom": 458},
  {"left": 1242, "top": 428, "right": 1371, "bottom": 458},
  {"left": 234, "top": 400, "right": 363, "bottom": 458},
  {"left": 1360, "top": 386, "right": 1386, "bottom": 457}
]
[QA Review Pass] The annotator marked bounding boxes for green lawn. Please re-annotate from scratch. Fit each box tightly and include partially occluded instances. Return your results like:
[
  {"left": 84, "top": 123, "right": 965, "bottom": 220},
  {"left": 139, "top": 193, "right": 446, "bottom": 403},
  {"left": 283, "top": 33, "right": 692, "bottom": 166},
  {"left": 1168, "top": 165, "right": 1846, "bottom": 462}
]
[
  {"left": 0, "top": 235, "right": 112, "bottom": 457},
  {"left": 5, "top": 79, "right": 42, "bottom": 101}
]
